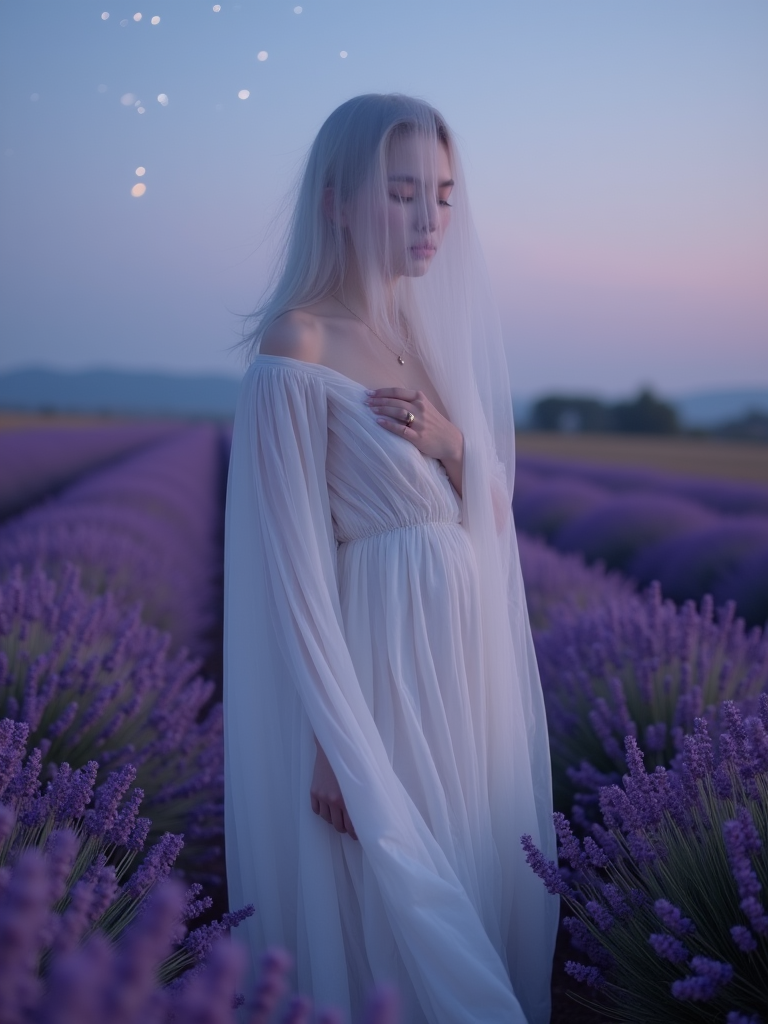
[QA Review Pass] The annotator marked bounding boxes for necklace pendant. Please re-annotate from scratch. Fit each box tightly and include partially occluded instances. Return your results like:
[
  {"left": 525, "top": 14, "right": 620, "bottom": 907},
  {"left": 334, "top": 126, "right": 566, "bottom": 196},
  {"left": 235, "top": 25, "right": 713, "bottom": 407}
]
[{"left": 397, "top": 355, "right": 405, "bottom": 365}]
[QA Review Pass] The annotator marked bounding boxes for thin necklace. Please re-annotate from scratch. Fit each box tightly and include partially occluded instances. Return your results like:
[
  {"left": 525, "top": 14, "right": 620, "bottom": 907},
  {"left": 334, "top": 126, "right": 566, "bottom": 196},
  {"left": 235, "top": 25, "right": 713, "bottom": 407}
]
[{"left": 332, "top": 294, "right": 410, "bottom": 366}]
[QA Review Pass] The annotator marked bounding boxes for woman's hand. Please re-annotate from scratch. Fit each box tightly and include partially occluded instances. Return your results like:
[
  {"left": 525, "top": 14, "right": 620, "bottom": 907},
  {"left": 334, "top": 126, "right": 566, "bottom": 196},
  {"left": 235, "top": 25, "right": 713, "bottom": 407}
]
[
  {"left": 365, "top": 388, "right": 464, "bottom": 496},
  {"left": 310, "top": 741, "right": 358, "bottom": 840}
]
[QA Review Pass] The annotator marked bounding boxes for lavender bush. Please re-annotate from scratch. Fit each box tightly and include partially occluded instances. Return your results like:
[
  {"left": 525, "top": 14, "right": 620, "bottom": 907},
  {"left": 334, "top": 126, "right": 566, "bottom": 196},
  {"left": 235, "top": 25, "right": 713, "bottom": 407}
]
[
  {"left": 0, "top": 716, "right": 251, "bottom": 1007},
  {"left": 0, "top": 566, "right": 223, "bottom": 868},
  {"left": 717, "top": 547, "right": 768, "bottom": 631},
  {"left": 0, "top": 861, "right": 397, "bottom": 1024},
  {"left": 630, "top": 520, "right": 768, "bottom": 626},
  {"left": 517, "top": 534, "right": 634, "bottom": 633},
  {"left": 0, "top": 422, "right": 179, "bottom": 521},
  {"left": 0, "top": 424, "right": 224, "bottom": 652},
  {"left": 513, "top": 479, "right": 607, "bottom": 543},
  {"left": 535, "top": 583, "right": 768, "bottom": 813},
  {"left": 523, "top": 701, "right": 768, "bottom": 1023},
  {"left": 553, "top": 494, "right": 716, "bottom": 573},
  {"left": 517, "top": 456, "right": 768, "bottom": 517}
]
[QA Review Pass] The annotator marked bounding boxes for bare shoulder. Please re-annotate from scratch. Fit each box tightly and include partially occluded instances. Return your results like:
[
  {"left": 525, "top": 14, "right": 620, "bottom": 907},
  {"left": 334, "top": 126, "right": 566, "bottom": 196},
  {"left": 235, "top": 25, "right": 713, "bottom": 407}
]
[{"left": 259, "top": 309, "right": 324, "bottom": 363}]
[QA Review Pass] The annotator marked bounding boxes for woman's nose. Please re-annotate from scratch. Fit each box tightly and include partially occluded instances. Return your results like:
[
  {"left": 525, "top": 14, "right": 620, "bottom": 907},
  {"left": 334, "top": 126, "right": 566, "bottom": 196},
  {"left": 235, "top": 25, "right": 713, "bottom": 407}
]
[{"left": 416, "top": 194, "right": 438, "bottom": 232}]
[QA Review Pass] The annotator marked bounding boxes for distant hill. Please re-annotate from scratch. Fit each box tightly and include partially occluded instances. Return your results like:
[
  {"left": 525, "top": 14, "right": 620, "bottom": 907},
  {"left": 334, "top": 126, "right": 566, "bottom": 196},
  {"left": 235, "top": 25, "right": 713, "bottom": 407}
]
[
  {"left": 0, "top": 368, "right": 242, "bottom": 419},
  {"left": 1, "top": 368, "right": 767, "bottom": 429}
]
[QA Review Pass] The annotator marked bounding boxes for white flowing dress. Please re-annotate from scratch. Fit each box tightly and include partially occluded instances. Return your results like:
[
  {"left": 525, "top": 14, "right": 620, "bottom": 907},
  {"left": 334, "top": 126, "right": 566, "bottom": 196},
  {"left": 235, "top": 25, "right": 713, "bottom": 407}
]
[{"left": 224, "top": 355, "right": 556, "bottom": 1024}]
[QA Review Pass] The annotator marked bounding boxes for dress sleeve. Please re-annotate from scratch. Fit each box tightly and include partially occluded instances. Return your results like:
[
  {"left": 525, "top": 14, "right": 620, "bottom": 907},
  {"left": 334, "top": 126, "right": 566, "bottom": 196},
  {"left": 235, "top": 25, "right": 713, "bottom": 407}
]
[{"left": 225, "top": 362, "right": 388, "bottom": 777}]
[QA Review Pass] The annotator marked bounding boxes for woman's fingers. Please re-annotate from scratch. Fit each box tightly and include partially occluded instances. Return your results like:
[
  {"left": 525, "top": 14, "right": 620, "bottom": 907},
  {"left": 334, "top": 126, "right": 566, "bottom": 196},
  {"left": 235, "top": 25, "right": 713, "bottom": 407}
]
[
  {"left": 342, "top": 809, "right": 358, "bottom": 841},
  {"left": 330, "top": 804, "right": 346, "bottom": 834},
  {"left": 372, "top": 403, "right": 413, "bottom": 423},
  {"left": 311, "top": 793, "right": 356, "bottom": 838},
  {"left": 366, "top": 387, "right": 420, "bottom": 403}
]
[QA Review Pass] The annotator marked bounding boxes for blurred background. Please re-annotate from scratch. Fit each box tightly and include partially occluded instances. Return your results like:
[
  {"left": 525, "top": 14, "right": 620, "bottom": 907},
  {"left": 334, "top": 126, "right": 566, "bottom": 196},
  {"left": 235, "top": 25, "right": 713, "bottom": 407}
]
[
  {"left": 1, "top": 9, "right": 767, "bottom": 1015},
  {"left": 1, "top": 0, "right": 766, "bottom": 436}
]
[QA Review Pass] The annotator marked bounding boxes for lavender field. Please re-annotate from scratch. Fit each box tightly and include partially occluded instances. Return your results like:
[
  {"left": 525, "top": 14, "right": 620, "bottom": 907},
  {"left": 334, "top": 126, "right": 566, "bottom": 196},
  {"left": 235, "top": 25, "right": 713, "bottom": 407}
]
[{"left": 1, "top": 422, "right": 767, "bottom": 1022}]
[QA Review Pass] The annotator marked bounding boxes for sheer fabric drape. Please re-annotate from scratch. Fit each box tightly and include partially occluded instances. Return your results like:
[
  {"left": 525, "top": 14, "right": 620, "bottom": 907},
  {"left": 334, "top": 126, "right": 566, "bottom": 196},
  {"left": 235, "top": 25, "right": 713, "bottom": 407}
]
[{"left": 224, "top": 357, "right": 558, "bottom": 1023}]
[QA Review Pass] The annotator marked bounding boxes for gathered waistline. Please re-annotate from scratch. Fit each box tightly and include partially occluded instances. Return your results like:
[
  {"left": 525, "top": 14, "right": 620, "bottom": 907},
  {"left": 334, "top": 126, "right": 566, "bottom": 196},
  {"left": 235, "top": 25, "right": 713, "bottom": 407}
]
[{"left": 336, "top": 518, "right": 463, "bottom": 546}]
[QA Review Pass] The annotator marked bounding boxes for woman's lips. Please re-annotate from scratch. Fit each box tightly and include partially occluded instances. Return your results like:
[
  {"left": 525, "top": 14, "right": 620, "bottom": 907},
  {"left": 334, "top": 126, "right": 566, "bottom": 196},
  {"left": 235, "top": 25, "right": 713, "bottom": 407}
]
[{"left": 410, "top": 245, "right": 436, "bottom": 258}]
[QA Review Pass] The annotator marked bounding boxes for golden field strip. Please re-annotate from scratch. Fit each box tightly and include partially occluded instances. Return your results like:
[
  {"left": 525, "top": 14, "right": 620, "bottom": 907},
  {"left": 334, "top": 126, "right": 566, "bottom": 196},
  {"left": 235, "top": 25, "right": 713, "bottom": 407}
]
[
  {"left": 516, "top": 431, "right": 768, "bottom": 485},
  {"left": 2, "top": 412, "right": 766, "bottom": 486}
]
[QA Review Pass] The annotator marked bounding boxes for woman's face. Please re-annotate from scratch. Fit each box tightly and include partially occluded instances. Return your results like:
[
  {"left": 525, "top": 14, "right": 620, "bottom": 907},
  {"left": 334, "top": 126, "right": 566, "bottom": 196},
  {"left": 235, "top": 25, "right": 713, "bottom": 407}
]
[{"left": 368, "top": 132, "right": 454, "bottom": 279}]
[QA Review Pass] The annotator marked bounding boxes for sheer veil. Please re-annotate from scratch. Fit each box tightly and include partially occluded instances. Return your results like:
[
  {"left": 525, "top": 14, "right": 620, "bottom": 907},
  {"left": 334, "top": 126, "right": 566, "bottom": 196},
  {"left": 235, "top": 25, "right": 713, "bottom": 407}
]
[{"left": 225, "top": 95, "right": 558, "bottom": 1023}]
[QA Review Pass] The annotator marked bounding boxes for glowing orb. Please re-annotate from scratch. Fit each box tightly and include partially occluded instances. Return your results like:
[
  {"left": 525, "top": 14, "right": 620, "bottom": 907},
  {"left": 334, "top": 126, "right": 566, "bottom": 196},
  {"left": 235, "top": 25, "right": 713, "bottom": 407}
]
[
  {"left": 213, "top": 4, "right": 221, "bottom": 10},
  {"left": 257, "top": 50, "right": 268, "bottom": 61},
  {"left": 131, "top": 183, "right": 146, "bottom": 197},
  {"left": 157, "top": 93, "right": 169, "bottom": 106},
  {"left": 137, "top": 106, "right": 145, "bottom": 113},
  {"left": 135, "top": 167, "right": 146, "bottom": 176},
  {"left": 151, "top": 16, "right": 160, "bottom": 24},
  {"left": 340, "top": 50, "right": 348, "bottom": 58},
  {"left": 294, "top": 6, "right": 302, "bottom": 12},
  {"left": 238, "top": 89, "right": 250, "bottom": 100},
  {"left": 119, "top": 19, "right": 128, "bottom": 26},
  {"left": 133, "top": 12, "right": 142, "bottom": 21},
  {"left": 134, "top": 100, "right": 141, "bottom": 107},
  {"left": 120, "top": 93, "right": 136, "bottom": 105},
  {"left": 101, "top": 12, "right": 110, "bottom": 20}
]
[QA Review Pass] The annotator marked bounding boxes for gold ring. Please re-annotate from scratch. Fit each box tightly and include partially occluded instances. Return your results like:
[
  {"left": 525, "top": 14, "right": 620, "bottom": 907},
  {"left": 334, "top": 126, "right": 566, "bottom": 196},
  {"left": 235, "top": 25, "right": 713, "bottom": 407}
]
[{"left": 404, "top": 411, "right": 415, "bottom": 427}]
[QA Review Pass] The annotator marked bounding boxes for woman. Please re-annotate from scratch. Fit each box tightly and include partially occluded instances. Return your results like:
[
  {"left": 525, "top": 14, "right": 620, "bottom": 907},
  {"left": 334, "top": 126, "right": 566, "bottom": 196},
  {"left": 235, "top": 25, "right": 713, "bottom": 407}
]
[{"left": 224, "top": 94, "right": 558, "bottom": 1024}]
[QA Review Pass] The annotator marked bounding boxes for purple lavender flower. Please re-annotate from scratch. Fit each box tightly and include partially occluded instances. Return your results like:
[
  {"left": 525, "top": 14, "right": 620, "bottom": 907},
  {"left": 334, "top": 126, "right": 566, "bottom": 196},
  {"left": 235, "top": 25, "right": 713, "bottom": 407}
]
[
  {"left": 84, "top": 765, "right": 137, "bottom": 839},
  {"left": 723, "top": 810, "right": 768, "bottom": 936},
  {"left": 671, "top": 956, "right": 734, "bottom": 1001},
  {"left": 183, "top": 904, "right": 256, "bottom": 963},
  {"left": 553, "top": 812, "right": 586, "bottom": 870},
  {"left": 520, "top": 833, "right": 576, "bottom": 898},
  {"left": 182, "top": 883, "right": 214, "bottom": 923},
  {"left": 51, "top": 876, "right": 98, "bottom": 957},
  {"left": 121, "top": 831, "right": 185, "bottom": 900},
  {"left": 563, "top": 961, "right": 605, "bottom": 988},
  {"left": 648, "top": 932, "right": 690, "bottom": 963},
  {"left": 582, "top": 836, "right": 609, "bottom": 869},
  {"left": 562, "top": 916, "right": 615, "bottom": 970},
  {"left": 44, "top": 828, "right": 78, "bottom": 904},
  {"left": 682, "top": 718, "right": 714, "bottom": 796},
  {"left": 726, "top": 1013, "right": 762, "bottom": 1024},
  {"left": 654, "top": 899, "right": 695, "bottom": 936},
  {"left": 585, "top": 900, "right": 614, "bottom": 932},
  {"left": 730, "top": 925, "right": 757, "bottom": 953}
]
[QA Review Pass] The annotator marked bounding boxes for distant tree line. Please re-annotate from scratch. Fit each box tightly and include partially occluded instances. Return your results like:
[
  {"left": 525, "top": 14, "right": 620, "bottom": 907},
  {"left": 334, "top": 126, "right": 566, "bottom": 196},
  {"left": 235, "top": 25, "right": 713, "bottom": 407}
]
[{"left": 530, "top": 388, "right": 679, "bottom": 435}]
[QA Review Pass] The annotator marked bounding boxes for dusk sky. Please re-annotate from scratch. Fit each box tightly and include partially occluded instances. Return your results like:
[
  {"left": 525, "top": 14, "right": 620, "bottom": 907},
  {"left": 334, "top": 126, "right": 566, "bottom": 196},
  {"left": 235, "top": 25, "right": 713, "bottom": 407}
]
[{"left": 1, "top": 0, "right": 766, "bottom": 398}]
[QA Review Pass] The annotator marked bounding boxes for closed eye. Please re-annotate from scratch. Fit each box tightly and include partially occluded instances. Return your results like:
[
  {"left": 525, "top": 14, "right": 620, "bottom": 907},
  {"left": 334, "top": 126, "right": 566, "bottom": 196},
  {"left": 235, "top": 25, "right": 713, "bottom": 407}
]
[{"left": 389, "top": 193, "right": 452, "bottom": 207}]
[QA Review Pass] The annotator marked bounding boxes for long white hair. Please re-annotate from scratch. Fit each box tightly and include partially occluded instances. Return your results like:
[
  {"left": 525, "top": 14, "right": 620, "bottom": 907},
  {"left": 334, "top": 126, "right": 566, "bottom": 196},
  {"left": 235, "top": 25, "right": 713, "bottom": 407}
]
[{"left": 241, "top": 93, "right": 453, "bottom": 359}]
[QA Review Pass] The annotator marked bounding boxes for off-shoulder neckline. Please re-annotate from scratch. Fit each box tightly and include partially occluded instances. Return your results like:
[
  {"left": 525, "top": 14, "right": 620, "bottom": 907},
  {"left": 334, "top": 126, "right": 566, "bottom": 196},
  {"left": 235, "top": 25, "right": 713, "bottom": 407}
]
[{"left": 252, "top": 354, "right": 367, "bottom": 391}]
